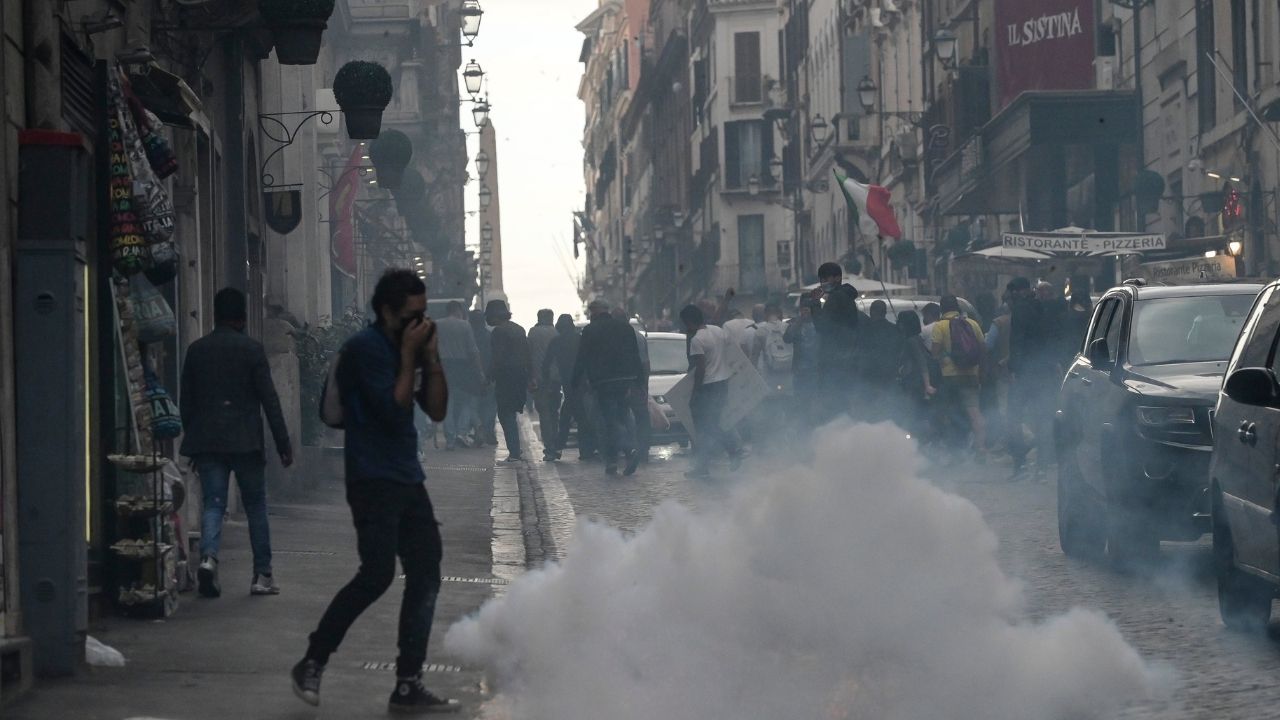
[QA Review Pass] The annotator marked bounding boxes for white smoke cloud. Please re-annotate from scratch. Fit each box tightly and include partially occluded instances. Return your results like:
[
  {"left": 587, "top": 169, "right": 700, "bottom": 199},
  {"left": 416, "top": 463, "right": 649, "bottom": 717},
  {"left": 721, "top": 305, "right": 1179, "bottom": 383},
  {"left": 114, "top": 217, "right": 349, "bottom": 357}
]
[{"left": 447, "top": 421, "right": 1160, "bottom": 719}]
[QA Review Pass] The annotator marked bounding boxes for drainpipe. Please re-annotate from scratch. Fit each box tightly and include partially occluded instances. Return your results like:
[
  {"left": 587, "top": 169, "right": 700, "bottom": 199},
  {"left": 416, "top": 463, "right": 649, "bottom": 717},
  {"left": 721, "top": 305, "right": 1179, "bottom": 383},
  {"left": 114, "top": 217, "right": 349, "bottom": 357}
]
[
  {"left": 224, "top": 35, "right": 248, "bottom": 291},
  {"left": 1, "top": 0, "right": 21, "bottom": 641}
]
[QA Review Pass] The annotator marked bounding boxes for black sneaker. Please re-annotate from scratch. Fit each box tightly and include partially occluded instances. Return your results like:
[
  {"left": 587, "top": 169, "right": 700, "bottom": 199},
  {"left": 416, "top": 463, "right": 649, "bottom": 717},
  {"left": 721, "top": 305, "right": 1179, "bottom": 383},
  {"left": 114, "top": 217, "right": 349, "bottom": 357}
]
[
  {"left": 197, "top": 556, "right": 221, "bottom": 598},
  {"left": 389, "top": 674, "right": 461, "bottom": 714},
  {"left": 623, "top": 449, "right": 641, "bottom": 476},
  {"left": 291, "top": 658, "right": 324, "bottom": 707}
]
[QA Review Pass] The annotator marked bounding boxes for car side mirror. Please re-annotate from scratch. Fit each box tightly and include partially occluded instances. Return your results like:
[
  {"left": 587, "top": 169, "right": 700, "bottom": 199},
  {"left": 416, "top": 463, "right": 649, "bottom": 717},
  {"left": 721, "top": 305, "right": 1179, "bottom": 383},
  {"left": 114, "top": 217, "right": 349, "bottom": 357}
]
[
  {"left": 1224, "top": 367, "right": 1280, "bottom": 407},
  {"left": 1087, "top": 338, "right": 1112, "bottom": 368}
]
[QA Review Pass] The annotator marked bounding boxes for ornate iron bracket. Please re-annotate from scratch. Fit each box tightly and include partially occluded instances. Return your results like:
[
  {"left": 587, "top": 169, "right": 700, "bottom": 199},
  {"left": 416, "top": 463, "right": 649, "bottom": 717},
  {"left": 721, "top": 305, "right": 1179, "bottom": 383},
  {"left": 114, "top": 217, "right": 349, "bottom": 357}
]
[{"left": 258, "top": 110, "right": 336, "bottom": 188}]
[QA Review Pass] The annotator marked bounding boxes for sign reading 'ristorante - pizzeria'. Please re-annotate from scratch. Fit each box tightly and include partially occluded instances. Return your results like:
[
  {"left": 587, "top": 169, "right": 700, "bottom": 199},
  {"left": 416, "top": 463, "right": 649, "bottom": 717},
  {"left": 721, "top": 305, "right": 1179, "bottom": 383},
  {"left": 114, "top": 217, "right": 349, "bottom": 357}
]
[{"left": 1002, "top": 232, "right": 1167, "bottom": 254}]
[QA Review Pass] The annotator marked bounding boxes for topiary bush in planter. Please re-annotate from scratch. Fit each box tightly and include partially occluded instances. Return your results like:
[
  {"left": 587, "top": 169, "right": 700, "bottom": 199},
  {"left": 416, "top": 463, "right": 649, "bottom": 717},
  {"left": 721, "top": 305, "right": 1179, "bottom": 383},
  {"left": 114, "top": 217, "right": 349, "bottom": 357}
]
[
  {"left": 368, "top": 129, "right": 413, "bottom": 189},
  {"left": 333, "top": 60, "right": 394, "bottom": 139},
  {"left": 259, "top": 0, "right": 335, "bottom": 65}
]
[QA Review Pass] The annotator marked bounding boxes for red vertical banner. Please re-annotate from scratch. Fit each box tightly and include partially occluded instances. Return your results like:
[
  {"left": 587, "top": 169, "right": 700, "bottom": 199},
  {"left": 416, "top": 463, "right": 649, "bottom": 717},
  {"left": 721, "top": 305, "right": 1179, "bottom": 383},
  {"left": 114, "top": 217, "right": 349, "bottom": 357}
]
[
  {"left": 330, "top": 145, "right": 363, "bottom": 278},
  {"left": 994, "top": 0, "right": 1097, "bottom": 111}
]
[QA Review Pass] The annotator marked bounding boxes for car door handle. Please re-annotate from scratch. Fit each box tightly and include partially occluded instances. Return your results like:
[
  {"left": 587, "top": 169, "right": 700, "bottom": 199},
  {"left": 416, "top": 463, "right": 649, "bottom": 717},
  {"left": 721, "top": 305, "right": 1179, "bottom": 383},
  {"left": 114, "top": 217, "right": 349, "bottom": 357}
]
[
  {"left": 1067, "top": 371, "right": 1080, "bottom": 379},
  {"left": 1239, "top": 422, "right": 1258, "bottom": 446},
  {"left": 1079, "top": 377, "right": 1092, "bottom": 386}
]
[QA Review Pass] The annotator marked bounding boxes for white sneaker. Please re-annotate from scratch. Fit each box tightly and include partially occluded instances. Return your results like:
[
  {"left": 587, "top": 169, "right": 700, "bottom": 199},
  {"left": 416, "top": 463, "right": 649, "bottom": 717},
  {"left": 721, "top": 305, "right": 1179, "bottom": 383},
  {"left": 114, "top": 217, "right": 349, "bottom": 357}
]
[{"left": 250, "top": 573, "right": 281, "bottom": 595}]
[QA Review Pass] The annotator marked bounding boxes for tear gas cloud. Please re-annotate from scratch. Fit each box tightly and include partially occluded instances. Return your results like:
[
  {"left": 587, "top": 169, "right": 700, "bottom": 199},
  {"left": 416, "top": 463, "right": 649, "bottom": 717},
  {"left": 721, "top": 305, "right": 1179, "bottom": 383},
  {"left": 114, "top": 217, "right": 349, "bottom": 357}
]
[{"left": 447, "top": 421, "right": 1160, "bottom": 719}]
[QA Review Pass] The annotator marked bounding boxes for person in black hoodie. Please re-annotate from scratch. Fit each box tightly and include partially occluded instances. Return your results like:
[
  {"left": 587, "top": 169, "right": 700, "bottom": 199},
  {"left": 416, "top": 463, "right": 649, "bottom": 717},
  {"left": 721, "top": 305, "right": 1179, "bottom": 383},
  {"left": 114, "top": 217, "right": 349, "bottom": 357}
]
[
  {"left": 802, "top": 261, "right": 861, "bottom": 418},
  {"left": 572, "top": 300, "right": 644, "bottom": 475}
]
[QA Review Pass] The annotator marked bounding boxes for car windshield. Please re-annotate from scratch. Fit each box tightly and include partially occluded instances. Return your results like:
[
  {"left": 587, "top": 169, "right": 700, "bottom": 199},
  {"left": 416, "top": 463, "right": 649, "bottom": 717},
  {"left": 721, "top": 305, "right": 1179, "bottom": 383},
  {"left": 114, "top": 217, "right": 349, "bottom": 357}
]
[
  {"left": 1128, "top": 294, "right": 1254, "bottom": 366},
  {"left": 648, "top": 337, "right": 689, "bottom": 375}
]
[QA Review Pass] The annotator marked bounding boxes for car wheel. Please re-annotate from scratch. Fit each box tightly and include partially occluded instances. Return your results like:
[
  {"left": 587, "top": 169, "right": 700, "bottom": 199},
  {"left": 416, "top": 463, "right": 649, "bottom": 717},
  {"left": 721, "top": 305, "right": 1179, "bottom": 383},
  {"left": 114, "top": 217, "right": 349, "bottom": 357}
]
[
  {"left": 1213, "top": 489, "right": 1273, "bottom": 633},
  {"left": 1057, "top": 454, "right": 1104, "bottom": 559}
]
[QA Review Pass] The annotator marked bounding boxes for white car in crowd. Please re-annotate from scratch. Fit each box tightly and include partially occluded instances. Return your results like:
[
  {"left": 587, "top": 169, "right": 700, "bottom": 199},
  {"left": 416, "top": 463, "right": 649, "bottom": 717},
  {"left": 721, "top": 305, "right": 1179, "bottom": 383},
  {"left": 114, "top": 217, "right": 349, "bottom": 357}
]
[{"left": 645, "top": 331, "right": 691, "bottom": 444}]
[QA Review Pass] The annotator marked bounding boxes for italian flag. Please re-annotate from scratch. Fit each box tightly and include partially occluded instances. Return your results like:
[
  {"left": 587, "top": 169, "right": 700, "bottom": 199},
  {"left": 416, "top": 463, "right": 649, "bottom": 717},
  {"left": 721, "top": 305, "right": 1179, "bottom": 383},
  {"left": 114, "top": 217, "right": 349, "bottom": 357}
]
[{"left": 834, "top": 169, "right": 902, "bottom": 239}]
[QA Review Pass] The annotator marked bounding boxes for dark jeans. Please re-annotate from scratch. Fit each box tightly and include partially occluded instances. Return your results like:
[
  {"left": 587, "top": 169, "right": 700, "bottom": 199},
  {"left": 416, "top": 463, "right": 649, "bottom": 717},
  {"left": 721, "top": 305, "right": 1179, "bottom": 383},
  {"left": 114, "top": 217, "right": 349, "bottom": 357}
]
[
  {"left": 691, "top": 380, "right": 740, "bottom": 470},
  {"left": 558, "top": 387, "right": 597, "bottom": 454},
  {"left": 595, "top": 382, "right": 637, "bottom": 463},
  {"left": 498, "top": 409, "right": 521, "bottom": 457},
  {"left": 535, "top": 386, "right": 562, "bottom": 452},
  {"left": 307, "top": 479, "right": 443, "bottom": 678},
  {"left": 1010, "top": 367, "right": 1056, "bottom": 468},
  {"left": 195, "top": 453, "right": 271, "bottom": 575},
  {"left": 628, "top": 379, "right": 651, "bottom": 456}
]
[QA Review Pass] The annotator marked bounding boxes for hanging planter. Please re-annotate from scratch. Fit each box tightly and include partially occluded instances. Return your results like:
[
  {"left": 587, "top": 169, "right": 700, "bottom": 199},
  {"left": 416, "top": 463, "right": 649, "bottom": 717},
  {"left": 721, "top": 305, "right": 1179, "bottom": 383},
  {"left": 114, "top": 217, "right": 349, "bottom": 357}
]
[
  {"left": 259, "top": 0, "right": 335, "bottom": 66},
  {"left": 368, "top": 129, "right": 413, "bottom": 190},
  {"left": 333, "top": 60, "right": 393, "bottom": 139}
]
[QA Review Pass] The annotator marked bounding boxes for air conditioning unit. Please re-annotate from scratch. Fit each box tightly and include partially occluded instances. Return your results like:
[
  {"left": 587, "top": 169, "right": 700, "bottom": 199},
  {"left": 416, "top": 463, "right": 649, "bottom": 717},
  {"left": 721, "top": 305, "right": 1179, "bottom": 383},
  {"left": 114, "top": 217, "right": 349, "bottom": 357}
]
[
  {"left": 882, "top": 0, "right": 902, "bottom": 15},
  {"left": 1094, "top": 57, "right": 1116, "bottom": 91},
  {"left": 870, "top": 8, "right": 886, "bottom": 28}
]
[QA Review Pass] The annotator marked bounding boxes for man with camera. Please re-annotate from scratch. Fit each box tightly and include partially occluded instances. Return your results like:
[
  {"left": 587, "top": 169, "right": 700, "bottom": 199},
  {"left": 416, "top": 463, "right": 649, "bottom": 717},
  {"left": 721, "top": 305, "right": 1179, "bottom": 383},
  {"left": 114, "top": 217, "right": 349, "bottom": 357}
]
[{"left": 292, "top": 269, "right": 459, "bottom": 714}]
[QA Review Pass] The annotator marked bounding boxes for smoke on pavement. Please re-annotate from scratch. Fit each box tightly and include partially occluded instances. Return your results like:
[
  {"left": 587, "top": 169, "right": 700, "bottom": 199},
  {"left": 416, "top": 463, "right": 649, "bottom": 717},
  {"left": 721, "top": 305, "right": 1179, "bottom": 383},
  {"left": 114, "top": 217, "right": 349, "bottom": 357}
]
[{"left": 446, "top": 420, "right": 1160, "bottom": 719}]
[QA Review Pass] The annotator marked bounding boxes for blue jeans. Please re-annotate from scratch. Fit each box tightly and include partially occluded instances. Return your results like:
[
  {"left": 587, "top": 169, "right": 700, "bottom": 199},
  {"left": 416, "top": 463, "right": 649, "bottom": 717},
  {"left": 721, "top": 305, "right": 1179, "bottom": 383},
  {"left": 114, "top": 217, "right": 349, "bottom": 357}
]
[
  {"left": 196, "top": 453, "right": 272, "bottom": 576},
  {"left": 443, "top": 390, "right": 476, "bottom": 445}
]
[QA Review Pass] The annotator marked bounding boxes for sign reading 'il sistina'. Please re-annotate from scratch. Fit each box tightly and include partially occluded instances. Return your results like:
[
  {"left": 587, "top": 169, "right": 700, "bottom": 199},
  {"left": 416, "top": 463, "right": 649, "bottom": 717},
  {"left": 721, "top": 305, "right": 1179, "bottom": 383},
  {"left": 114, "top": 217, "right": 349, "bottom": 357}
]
[{"left": 994, "top": 0, "right": 1096, "bottom": 110}]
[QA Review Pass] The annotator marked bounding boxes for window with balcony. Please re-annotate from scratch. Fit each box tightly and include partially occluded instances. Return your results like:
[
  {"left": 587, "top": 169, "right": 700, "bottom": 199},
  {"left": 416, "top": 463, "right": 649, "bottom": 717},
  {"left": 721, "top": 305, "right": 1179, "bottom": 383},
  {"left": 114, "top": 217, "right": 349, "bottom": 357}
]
[
  {"left": 724, "top": 120, "right": 773, "bottom": 190},
  {"left": 733, "top": 32, "right": 762, "bottom": 104}
]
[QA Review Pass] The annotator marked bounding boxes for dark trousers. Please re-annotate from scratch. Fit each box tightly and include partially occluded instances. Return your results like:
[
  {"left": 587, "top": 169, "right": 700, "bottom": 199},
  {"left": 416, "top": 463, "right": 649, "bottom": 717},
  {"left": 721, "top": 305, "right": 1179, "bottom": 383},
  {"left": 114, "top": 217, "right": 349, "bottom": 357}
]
[
  {"left": 594, "top": 382, "right": 637, "bottom": 463},
  {"left": 628, "top": 379, "right": 651, "bottom": 455},
  {"left": 535, "top": 386, "right": 561, "bottom": 452},
  {"left": 307, "top": 479, "right": 443, "bottom": 678},
  {"left": 691, "top": 380, "right": 739, "bottom": 469},
  {"left": 558, "top": 387, "right": 597, "bottom": 454}
]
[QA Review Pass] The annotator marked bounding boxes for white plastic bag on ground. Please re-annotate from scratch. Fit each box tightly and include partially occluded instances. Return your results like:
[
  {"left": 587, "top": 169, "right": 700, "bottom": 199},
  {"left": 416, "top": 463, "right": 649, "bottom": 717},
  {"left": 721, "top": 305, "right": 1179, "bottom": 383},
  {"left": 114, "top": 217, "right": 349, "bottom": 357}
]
[{"left": 85, "top": 635, "right": 126, "bottom": 667}]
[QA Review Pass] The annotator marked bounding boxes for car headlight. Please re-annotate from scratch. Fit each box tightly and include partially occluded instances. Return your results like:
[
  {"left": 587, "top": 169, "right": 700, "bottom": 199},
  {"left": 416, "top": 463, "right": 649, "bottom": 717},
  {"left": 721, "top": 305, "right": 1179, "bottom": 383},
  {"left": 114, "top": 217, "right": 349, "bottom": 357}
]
[
  {"left": 653, "top": 395, "right": 667, "bottom": 405},
  {"left": 1136, "top": 406, "right": 1196, "bottom": 426}
]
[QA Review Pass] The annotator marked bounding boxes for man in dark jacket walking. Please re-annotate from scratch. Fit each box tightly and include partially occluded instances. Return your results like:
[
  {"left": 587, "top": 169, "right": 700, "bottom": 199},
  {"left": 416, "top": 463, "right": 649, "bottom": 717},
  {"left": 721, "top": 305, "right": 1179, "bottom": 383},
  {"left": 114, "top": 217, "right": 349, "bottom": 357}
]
[
  {"left": 573, "top": 299, "right": 644, "bottom": 475},
  {"left": 487, "top": 300, "right": 531, "bottom": 462},
  {"left": 180, "top": 287, "right": 292, "bottom": 599}
]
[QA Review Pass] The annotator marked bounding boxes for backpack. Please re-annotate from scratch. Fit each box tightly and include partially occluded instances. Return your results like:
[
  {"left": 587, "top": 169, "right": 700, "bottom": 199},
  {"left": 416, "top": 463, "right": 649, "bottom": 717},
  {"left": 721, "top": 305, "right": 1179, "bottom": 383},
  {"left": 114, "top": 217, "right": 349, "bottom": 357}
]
[
  {"left": 319, "top": 352, "right": 345, "bottom": 429},
  {"left": 948, "top": 317, "right": 984, "bottom": 370},
  {"left": 762, "top": 321, "right": 792, "bottom": 372}
]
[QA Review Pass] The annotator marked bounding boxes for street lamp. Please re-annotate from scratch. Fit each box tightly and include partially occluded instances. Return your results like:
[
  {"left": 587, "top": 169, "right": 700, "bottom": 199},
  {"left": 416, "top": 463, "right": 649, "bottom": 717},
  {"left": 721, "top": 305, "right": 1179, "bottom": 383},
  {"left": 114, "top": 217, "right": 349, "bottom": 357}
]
[
  {"left": 933, "top": 28, "right": 958, "bottom": 70},
  {"left": 463, "top": 59, "right": 484, "bottom": 97},
  {"left": 809, "top": 114, "right": 829, "bottom": 146},
  {"left": 475, "top": 149, "right": 490, "bottom": 178},
  {"left": 460, "top": 0, "right": 483, "bottom": 47},
  {"left": 472, "top": 98, "right": 491, "bottom": 128},
  {"left": 768, "top": 155, "right": 784, "bottom": 185},
  {"left": 482, "top": 222, "right": 494, "bottom": 243},
  {"left": 478, "top": 183, "right": 492, "bottom": 210},
  {"left": 857, "top": 75, "right": 877, "bottom": 113}
]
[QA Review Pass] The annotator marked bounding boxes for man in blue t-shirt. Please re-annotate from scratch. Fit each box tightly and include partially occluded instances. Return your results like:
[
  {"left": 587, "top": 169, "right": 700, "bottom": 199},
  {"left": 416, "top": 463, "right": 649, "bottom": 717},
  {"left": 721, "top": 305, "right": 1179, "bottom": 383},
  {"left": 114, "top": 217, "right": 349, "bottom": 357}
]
[{"left": 291, "top": 269, "right": 459, "bottom": 714}]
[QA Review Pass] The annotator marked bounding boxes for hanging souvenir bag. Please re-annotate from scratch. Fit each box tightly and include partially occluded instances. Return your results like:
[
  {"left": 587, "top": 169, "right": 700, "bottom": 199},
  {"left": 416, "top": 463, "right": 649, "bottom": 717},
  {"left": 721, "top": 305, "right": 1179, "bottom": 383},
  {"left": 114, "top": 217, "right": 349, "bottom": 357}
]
[
  {"left": 125, "top": 90, "right": 178, "bottom": 179},
  {"left": 145, "top": 367, "right": 183, "bottom": 441},
  {"left": 128, "top": 274, "right": 178, "bottom": 344},
  {"left": 106, "top": 72, "right": 149, "bottom": 275},
  {"left": 118, "top": 69, "right": 179, "bottom": 284}
]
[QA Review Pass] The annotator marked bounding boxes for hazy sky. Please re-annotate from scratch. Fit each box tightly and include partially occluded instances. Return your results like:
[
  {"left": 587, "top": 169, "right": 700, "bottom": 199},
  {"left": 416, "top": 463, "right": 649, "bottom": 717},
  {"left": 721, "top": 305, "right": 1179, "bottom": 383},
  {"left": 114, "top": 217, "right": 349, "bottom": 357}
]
[{"left": 465, "top": 0, "right": 594, "bottom": 329}]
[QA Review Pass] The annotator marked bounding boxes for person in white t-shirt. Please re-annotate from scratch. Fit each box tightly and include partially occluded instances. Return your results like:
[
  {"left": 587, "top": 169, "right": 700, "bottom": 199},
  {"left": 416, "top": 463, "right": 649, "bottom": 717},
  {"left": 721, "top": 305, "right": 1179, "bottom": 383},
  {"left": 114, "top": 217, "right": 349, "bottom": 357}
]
[{"left": 681, "top": 304, "right": 744, "bottom": 478}]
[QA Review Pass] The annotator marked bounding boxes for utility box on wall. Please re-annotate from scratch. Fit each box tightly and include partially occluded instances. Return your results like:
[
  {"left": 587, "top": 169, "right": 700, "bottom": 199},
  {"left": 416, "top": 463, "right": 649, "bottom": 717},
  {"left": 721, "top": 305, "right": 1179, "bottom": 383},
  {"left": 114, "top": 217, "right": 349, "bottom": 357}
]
[{"left": 15, "top": 131, "right": 92, "bottom": 677}]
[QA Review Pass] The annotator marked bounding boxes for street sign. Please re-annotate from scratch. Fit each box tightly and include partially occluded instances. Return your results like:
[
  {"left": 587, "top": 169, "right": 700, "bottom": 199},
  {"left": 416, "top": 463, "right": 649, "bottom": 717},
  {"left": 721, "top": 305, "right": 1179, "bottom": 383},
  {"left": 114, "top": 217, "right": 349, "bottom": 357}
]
[
  {"left": 665, "top": 341, "right": 770, "bottom": 441},
  {"left": 1002, "top": 231, "right": 1166, "bottom": 254},
  {"left": 1139, "top": 255, "right": 1237, "bottom": 283}
]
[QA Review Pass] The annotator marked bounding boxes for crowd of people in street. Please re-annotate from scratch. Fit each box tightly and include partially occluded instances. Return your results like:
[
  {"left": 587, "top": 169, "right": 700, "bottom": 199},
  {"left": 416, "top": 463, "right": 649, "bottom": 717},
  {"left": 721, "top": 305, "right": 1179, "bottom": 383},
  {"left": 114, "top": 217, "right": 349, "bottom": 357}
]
[{"left": 173, "top": 263, "right": 1092, "bottom": 714}]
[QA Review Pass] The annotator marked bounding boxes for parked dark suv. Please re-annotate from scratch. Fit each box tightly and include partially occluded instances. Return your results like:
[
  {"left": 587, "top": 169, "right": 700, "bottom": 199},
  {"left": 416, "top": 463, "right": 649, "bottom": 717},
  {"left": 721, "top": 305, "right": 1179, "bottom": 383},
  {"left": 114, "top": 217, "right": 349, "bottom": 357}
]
[
  {"left": 1056, "top": 281, "right": 1261, "bottom": 566},
  {"left": 1211, "top": 280, "right": 1280, "bottom": 631}
]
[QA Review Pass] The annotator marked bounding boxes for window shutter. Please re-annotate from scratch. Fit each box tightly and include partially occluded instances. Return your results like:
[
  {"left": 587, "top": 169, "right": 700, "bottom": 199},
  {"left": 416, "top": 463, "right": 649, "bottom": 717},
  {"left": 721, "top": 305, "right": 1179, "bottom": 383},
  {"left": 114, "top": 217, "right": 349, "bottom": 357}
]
[
  {"left": 734, "top": 33, "right": 762, "bottom": 102},
  {"left": 725, "top": 122, "right": 741, "bottom": 188}
]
